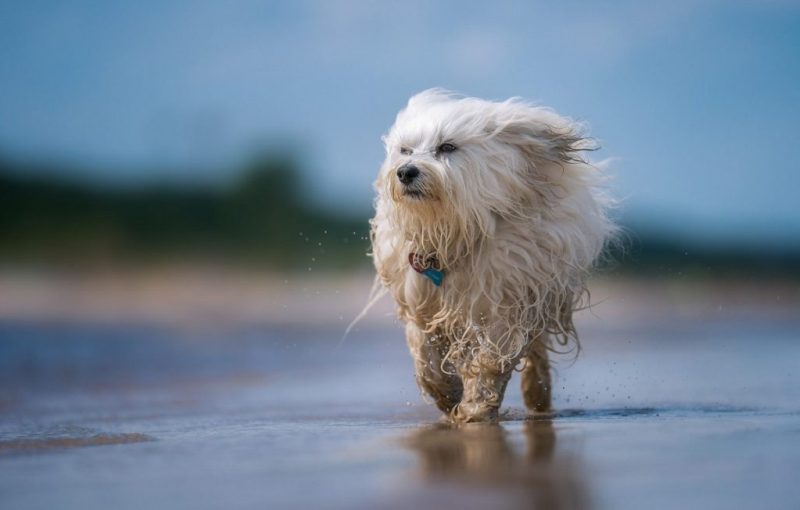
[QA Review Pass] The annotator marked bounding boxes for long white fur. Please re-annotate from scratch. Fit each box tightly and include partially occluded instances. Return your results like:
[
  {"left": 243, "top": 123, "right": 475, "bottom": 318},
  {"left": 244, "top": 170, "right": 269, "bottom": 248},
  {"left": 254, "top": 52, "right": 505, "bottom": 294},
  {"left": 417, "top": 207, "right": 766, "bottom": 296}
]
[{"left": 371, "top": 89, "right": 616, "bottom": 381}]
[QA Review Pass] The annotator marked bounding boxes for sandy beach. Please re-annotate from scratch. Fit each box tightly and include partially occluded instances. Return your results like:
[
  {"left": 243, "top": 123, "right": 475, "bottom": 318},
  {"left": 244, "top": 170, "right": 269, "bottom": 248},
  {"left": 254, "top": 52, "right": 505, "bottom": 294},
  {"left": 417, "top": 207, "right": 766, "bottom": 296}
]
[{"left": 1, "top": 270, "right": 799, "bottom": 509}]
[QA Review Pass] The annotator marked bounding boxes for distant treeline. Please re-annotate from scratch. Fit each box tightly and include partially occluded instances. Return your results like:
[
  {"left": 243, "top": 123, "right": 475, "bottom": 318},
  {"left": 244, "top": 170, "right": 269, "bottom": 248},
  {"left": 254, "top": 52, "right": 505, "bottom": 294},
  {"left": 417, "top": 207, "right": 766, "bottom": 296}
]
[
  {"left": 603, "top": 233, "right": 800, "bottom": 279},
  {"left": 0, "top": 154, "right": 370, "bottom": 269},
  {"left": 1, "top": 154, "right": 799, "bottom": 277}
]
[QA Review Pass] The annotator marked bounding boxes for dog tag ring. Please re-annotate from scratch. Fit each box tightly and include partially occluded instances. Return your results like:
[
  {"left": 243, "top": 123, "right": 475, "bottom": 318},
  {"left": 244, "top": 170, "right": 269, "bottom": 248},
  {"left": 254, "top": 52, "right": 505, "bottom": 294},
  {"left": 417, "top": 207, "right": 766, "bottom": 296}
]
[{"left": 408, "top": 252, "right": 444, "bottom": 287}]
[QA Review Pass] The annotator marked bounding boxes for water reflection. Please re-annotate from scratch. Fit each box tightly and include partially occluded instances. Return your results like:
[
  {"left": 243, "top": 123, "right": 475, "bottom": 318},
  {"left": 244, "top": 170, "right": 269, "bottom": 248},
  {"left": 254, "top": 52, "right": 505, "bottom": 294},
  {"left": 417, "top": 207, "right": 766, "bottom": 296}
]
[{"left": 404, "top": 419, "right": 590, "bottom": 510}]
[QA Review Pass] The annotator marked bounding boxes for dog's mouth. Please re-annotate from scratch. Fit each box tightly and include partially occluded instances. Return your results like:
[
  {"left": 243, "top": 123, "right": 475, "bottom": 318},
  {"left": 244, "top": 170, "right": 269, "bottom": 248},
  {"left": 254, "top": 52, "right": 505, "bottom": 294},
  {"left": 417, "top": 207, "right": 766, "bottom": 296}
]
[{"left": 402, "top": 188, "right": 425, "bottom": 199}]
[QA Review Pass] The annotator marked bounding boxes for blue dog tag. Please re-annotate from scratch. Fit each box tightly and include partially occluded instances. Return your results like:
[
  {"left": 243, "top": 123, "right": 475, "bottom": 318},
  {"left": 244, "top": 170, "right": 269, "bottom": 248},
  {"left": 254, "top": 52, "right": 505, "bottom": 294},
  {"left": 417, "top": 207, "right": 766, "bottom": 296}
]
[{"left": 409, "top": 253, "right": 444, "bottom": 287}]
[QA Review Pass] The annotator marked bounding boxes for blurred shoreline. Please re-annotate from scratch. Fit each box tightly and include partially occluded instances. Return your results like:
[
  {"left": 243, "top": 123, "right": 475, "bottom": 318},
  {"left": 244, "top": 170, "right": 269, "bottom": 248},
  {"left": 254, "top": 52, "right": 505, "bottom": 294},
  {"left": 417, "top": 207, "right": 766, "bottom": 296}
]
[{"left": 2, "top": 266, "right": 797, "bottom": 329}]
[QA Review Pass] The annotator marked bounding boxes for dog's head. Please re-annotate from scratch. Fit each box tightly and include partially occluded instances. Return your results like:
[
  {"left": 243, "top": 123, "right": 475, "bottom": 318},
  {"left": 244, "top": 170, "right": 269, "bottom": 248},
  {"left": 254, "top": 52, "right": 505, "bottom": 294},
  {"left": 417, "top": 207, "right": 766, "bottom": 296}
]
[{"left": 376, "top": 89, "right": 594, "bottom": 257}]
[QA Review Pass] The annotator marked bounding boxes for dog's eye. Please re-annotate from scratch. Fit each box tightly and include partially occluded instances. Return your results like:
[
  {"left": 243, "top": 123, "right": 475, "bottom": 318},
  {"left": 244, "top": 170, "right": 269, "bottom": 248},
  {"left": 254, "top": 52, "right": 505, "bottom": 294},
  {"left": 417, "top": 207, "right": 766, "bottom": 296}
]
[
  {"left": 436, "top": 143, "right": 457, "bottom": 155},
  {"left": 399, "top": 147, "right": 412, "bottom": 155}
]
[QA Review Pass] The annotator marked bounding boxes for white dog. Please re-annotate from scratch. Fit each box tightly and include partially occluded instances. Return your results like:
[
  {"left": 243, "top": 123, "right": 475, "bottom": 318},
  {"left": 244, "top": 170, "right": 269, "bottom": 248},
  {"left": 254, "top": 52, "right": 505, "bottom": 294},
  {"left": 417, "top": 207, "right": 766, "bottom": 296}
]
[{"left": 370, "top": 89, "right": 616, "bottom": 423}]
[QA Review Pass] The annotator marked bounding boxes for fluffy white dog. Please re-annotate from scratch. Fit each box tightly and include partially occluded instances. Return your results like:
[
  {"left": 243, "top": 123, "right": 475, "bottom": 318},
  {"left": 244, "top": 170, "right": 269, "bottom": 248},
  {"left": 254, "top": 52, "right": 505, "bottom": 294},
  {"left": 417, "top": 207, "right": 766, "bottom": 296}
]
[{"left": 370, "top": 89, "right": 616, "bottom": 423}]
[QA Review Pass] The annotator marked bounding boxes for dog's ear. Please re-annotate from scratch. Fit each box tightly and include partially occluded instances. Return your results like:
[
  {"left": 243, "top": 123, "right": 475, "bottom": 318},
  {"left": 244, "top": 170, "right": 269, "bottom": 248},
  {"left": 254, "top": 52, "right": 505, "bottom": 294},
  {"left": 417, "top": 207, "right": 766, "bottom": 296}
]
[{"left": 491, "top": 106, "right": 595, "bottom": 166}]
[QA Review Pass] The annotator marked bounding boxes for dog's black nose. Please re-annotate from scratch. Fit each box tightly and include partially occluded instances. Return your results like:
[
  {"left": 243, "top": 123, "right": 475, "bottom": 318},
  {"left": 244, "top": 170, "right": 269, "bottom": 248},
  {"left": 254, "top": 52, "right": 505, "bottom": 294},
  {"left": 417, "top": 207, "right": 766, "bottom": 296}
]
[{"left": 397, "top": 164, "right": 420, "bottom": 185}]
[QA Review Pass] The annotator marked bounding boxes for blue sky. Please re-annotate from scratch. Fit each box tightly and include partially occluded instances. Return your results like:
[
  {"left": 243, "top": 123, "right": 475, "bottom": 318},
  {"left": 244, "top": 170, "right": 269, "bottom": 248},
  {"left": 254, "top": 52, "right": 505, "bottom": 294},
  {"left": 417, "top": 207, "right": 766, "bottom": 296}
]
[{"left": 1, "top": 1, "right": 799, "bottom": 245}]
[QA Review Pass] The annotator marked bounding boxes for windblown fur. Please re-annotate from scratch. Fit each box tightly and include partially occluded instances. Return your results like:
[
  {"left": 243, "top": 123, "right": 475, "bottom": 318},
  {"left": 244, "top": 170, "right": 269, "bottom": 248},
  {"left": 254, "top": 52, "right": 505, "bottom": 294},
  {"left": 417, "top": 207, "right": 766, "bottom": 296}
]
[{"left": 370, "top": 89, "right": 616, "bottom": 422}]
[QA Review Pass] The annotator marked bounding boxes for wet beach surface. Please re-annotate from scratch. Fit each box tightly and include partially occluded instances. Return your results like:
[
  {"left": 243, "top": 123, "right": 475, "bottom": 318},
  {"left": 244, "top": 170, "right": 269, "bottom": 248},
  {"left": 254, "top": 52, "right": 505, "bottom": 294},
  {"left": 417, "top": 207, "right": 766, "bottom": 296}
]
[{"left": 1, "top": 277, "right": 799, "bottom": 509}]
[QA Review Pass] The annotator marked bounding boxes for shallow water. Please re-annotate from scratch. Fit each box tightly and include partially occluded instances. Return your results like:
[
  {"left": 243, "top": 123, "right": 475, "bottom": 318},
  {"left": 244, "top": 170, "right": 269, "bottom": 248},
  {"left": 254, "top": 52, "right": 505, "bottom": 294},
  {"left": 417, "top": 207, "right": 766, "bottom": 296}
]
[{"left": 1, "top": 311, "right": 799, "bottom": 509}]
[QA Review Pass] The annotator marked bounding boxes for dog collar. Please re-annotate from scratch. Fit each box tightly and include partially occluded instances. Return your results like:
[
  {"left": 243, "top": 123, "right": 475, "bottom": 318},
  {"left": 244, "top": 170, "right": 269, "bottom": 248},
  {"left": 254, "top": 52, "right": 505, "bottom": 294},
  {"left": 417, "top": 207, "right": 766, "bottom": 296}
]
[{"left": 408, "top": 252, "right": 444, "bottom": 287}]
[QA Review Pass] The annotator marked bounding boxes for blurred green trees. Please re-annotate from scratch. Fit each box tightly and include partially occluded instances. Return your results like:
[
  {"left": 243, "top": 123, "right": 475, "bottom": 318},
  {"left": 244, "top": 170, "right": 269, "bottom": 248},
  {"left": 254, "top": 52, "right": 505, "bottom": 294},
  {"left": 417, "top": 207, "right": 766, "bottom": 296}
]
[{"left": 0, "top": 153, "right": 370, "bottom": 269}]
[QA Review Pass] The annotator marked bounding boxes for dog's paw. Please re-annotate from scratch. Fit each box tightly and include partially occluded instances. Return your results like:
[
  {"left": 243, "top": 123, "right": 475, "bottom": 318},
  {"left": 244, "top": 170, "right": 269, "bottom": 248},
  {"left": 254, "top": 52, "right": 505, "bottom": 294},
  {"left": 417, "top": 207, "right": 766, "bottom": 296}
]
[{"left": 451, "top": 402, "right": 500, "bottom": 424}]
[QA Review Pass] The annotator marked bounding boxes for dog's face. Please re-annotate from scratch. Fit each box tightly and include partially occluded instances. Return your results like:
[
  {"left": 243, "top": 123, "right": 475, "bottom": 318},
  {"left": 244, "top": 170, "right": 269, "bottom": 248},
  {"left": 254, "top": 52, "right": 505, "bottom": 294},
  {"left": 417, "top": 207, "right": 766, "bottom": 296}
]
[
  {"left": 377, "top": 89, "right": 587, "bottom": 247},
  {"left": 380, "top": 90, "right": 519, "bottom": 209}
]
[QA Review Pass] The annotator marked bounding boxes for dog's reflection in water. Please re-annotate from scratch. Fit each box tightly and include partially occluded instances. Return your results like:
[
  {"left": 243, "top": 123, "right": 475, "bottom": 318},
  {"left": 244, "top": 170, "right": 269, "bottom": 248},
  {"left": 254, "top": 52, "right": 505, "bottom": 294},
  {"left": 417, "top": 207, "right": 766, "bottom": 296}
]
[{"left": 403, "top": 419, "right": 589, "bottom": 509}]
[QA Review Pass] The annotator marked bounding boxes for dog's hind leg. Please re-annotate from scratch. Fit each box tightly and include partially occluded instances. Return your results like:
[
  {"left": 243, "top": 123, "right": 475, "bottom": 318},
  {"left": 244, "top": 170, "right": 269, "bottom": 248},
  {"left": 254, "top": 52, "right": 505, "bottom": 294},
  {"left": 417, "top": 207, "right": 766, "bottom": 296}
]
[
  {"left": 406, "top": 324, "right": 463, "bottom": 415},
  {"left": 521, "top": 339, "right": 552, "bottom": 414}
]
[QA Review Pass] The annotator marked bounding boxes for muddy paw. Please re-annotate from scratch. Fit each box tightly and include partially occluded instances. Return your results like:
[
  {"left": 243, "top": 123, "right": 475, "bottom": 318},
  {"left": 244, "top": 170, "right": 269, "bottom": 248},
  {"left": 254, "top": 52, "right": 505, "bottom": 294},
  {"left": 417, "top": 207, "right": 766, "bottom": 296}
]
[{"left": 451, "top": 402, "right": 500, "bottom": 423}]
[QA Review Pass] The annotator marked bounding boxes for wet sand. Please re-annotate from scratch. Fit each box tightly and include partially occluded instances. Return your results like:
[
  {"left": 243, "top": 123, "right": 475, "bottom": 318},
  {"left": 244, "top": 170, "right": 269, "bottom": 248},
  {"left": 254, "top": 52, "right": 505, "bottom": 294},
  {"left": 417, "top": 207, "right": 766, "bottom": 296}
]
[{"left": 1, "top": 273, "right": 799, "bottom": 509}]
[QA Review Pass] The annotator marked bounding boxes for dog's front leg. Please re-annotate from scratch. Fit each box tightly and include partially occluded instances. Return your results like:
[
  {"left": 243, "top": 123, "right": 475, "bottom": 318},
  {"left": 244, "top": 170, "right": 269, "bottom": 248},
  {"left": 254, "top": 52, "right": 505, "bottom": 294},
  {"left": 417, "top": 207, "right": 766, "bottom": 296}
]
[
  {"left": 452, "top": 358, "right": 514, "bottom": 423},
  {"left": 405, "top": 323, "right": 463, "bottom": 415}
]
